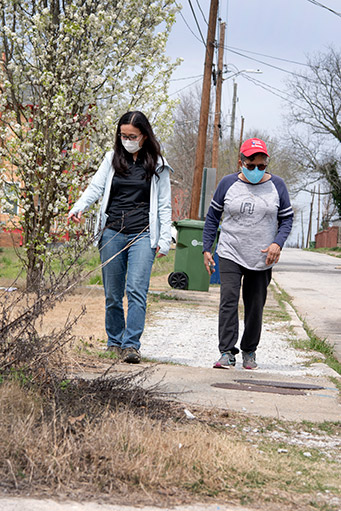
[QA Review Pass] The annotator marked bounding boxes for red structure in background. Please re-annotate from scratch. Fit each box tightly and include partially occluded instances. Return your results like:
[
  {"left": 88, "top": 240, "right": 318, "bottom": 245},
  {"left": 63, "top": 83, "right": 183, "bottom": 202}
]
[
  {"left": 0, "top": 227, "right": 23, "bottom": 247},
  {"left": 172, "top": 188, "right": 190, "bottom": 222},
  {"left": 315, "top": 225, "right": 341, "bottom": 248}
]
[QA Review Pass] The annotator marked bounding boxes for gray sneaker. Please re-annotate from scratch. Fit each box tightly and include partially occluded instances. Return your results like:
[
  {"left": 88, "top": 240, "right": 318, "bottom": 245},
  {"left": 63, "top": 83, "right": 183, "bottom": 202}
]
[
  {"left": 213, "top": 351, "right": 236, "bottom": 369},
  {"left": 242, "top": 351, "right": 258, "bottom": 370},
  {"left": 122, "top": 347, "right": 141, "bottom": 364}
]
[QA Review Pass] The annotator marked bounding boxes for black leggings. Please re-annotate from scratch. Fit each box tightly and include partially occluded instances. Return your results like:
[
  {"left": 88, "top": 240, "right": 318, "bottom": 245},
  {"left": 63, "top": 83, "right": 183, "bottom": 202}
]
[{"left": 218, "top": 257, "right": 272, "bottom": 354}]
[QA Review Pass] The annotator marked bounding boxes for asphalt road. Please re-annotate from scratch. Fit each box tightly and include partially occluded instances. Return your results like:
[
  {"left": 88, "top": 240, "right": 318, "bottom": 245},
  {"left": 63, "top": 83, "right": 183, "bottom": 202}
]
[{"left": 273, "top": 247, "right": 341, "bottom": 362}]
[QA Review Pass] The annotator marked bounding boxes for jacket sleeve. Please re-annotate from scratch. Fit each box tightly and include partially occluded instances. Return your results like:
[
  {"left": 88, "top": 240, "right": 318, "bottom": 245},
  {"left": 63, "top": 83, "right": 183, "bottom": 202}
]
[
  {"left": 69, "top": 152, "right": 113, "bottom": 216},
  {"left": 156, "top": 166, "right": 172, "bottom": 255}
]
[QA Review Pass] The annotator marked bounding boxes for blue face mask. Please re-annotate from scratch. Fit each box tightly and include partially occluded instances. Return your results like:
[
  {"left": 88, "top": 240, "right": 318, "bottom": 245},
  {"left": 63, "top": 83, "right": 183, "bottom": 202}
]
[{"left": 242, "top": 166, "right": 266, "bottom": 184}]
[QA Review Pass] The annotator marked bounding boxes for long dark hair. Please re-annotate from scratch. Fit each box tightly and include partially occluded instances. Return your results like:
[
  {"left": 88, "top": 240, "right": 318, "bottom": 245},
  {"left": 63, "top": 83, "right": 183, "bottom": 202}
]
[{"left": 113, "top": 111, "right": 164, "bottom": 179}]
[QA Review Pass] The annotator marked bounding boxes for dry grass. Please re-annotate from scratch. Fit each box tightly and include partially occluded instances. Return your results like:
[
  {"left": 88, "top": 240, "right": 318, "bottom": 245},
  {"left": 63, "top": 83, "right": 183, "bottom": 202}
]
[
  {"left": 1, "top": 261, "right": 340, "bottom": 510},
  {"left": 0, "top": 380, "right": 340, "bottom": 510}
]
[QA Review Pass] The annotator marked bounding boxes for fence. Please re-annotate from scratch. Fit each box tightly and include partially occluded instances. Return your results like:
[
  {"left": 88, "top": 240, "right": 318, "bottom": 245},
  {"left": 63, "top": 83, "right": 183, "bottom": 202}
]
[{"left": 315, "top": 225, "right": 341, "bottom": 248}]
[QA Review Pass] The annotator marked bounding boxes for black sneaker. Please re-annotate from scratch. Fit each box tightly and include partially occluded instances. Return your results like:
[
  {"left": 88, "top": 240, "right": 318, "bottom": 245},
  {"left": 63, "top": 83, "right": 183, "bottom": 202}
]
[{"left": 122, "top": 347, "right": 141, "bottom": 364}]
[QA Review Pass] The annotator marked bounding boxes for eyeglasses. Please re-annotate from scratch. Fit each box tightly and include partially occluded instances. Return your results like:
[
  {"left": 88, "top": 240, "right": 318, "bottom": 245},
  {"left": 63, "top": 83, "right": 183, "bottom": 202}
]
[
  {"left": 119, "top": 133, "right": 142, "bottom": 141},
  {"left": 244, "top": 163, "right": 267, "bottom": 171}
]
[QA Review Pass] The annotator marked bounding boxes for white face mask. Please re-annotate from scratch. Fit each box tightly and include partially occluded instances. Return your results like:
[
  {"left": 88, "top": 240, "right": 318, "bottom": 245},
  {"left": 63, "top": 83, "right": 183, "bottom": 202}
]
[{"left": 121, "top": 138, "right": 143, "bottom": 154}]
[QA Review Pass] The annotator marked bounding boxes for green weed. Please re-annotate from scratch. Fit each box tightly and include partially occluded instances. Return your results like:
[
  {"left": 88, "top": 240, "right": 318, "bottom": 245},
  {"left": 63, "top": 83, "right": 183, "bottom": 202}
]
[
  {"left": 301, "top": 420, "right": 341, "bottom": 436},
  {"left": 60, "top": 379, "right": 71, "bottom": 390},
  {"left": 0, "top": 248, "right": 25, "bottom": 279},
  {"left": 141, "top": 356, "right": 179, "bottom": 365},
  {"left": 148, "top": 291, "right": 181, "bottom": 301},
  {"left": 305, "top": 246, "right": 341, "bottom": 258},
  {"left": 89, "top": 274, "right": 102, "bottom": 285},
  {"left": 98, "top": 351, "right": 120, "bottom": 360},
  {"left": 329, "top": 376, "right": 341, "bottom": 393},
  {"left": 151, "top": 250, "right": 175, "bottom": 277}
]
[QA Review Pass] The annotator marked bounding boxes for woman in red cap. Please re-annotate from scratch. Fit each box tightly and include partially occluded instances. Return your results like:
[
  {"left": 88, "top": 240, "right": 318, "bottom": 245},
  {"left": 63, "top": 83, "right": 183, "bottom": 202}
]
[{"left": 203, "top": 138, "right": 293, "bottom": 370}]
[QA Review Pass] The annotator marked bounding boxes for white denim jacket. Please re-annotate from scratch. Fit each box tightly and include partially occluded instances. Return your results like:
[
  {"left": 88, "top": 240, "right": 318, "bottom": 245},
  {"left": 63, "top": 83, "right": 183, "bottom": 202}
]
[{"left": 69, "top": 151, "right": 173, "bottom": 255}]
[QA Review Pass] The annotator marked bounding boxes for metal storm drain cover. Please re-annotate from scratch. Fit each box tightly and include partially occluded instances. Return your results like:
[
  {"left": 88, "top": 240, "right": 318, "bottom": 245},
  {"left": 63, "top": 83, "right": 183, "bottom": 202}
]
[{"left": 211, "top": 379, "right": 324, "bottom": 396}]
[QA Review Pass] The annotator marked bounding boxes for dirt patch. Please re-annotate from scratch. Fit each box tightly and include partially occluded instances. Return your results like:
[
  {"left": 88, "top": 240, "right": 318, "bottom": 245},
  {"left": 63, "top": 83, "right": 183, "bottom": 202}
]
[{"left": 34, "top": 274, "right": 170, "bottom": 345}]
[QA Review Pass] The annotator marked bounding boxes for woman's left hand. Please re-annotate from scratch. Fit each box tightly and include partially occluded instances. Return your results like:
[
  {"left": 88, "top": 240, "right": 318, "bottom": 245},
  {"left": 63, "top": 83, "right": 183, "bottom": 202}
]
[
  {"left": 261, "top": 243, "right": 281, "bottom": 265},
  {"left": 156, "top": 246, "right": 166, "bottom": 259}
]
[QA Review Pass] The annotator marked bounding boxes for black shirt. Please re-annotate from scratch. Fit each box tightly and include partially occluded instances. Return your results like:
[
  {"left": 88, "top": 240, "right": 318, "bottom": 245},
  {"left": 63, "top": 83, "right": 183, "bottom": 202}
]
[{"left": 106, "top": 155, "right": 151, "bottom": 234}]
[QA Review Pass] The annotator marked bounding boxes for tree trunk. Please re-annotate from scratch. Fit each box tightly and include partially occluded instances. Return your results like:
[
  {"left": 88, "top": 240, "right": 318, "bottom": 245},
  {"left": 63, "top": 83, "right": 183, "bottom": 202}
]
[{"left": 26, "top": 246, "right": 44, "bottom": 291}]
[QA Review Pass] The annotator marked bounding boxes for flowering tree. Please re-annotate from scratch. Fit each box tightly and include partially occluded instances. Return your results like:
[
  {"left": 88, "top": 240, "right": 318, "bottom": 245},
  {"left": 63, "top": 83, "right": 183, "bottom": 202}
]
[{"left": 0, "top": 0, "right": 180, "bottom": 288}]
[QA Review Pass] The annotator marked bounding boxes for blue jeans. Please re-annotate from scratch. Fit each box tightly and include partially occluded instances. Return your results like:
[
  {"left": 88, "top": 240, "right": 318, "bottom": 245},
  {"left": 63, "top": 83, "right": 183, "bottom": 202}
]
[{"left": 99, "top": 228, "right": 156, "bottom": 350}]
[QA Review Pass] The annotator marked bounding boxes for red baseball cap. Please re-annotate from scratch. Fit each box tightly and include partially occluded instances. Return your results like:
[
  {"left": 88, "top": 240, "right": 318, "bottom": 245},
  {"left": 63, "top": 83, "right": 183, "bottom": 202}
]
[{"left": 240, "top": 138, "right": 269, "bottom": 157}]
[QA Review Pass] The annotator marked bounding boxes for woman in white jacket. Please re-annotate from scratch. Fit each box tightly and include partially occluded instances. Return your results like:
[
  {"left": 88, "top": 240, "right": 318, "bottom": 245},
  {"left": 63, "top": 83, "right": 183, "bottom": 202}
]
[{"left": 69, "top": 111, "right": 172, "bottom": 363}]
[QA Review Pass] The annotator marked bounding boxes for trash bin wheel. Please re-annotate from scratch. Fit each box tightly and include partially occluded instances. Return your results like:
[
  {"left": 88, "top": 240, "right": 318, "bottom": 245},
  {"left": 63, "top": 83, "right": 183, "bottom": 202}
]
[{"left": 168, "top": 271, "right": 189, "bottom": 290}]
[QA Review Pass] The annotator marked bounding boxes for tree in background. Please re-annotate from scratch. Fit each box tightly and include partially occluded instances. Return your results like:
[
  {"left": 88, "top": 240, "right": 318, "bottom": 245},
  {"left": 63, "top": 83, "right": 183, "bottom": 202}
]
[
  {"left": 286, "top": 47, "right": 341, "bottom": 222},
  {"left": 0, "top": 0, "right": 180, "bottom": 288}
]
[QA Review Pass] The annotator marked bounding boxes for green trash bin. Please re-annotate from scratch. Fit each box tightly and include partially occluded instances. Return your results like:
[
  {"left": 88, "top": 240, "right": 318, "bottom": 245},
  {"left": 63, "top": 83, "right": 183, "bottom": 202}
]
[{"left": 168, "top": 219, "right": 210, "bottom": 292}]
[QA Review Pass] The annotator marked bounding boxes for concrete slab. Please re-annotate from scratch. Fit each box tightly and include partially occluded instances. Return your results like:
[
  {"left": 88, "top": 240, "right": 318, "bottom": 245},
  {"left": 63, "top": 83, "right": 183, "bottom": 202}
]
[
  {"left": 0, "top": 498, "right": 260, "bottom": 511},
  {"left": 77, "top": 362, "right": 341, "bottom": 423}
]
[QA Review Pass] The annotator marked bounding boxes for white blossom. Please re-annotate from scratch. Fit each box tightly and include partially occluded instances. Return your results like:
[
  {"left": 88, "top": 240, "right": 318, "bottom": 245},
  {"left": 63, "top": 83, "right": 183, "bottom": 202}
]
[{"left": 1, "top": 0, "right": 180, "bottom": 281}]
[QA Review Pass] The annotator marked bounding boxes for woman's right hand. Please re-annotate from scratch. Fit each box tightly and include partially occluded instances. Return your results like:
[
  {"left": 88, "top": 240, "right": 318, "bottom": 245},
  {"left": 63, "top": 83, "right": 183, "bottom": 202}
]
[
  {"left": 203, "top": 251, "right": 215, "bottom": 275},
  {"left": 69, "top": 211, "right": 82, "bottom": 223}
]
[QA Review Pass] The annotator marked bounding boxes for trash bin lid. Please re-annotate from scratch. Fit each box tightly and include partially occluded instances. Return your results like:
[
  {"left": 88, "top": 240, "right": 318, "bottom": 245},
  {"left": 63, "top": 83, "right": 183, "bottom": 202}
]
[{"left": 174, "top": 219, "right": 205, "bottom": 230}]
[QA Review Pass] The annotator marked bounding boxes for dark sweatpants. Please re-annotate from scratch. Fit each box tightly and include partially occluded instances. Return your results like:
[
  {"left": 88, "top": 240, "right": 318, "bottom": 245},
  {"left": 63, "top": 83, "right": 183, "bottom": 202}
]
[{"left": 218, "top": 257, "right": 272, "bottom": 355}]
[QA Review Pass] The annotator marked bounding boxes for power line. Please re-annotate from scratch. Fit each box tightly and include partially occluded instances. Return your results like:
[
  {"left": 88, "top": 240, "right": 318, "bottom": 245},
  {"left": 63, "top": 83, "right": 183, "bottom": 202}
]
[
  {"left": 187, "top": 0, "right": 207, "bottom": 46},
  {"left": 170, "top": 74, "right": 203, "bottom": 82},
  {"left": 195, "top": 0, "right": 208, "bottom": 25},
  {"left": 241, "top": 74, "right": 311, "bottom": 113},
  {"left": 175, "top": 2, "right": 204, "bottom": 44},
  {"left": 306, "top": 0, "right": 341, "bottom": 17},
  {"left": 169, "top": 77, "right": 203, "bottom": 96},
  {"left": 225, "top": 46, "right": 309, "bottom": 79},
  {"left": 225, "top": 45, "right": 309, "bottom": 67},
  {"left": 242, "top": 74, "right": 295, "bottom": 102}
]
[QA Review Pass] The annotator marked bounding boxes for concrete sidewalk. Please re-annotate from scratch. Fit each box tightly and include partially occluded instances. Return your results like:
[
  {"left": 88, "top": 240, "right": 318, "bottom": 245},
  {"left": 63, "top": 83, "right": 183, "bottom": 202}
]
[
  {"left": 0, "top": 499, "right": 260, "bottom": 511},
  {"left": 78, "top": 268, "right": 341, "bottom": 423},
  {"left": 93, "top": 360, "right": 339, "bottom": 422}
]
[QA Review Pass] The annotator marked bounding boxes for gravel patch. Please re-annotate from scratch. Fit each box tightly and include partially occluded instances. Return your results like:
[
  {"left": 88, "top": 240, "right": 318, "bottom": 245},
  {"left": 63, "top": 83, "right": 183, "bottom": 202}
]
[{"left": 142, "top": 306, "right": 326, "bottom": 377}]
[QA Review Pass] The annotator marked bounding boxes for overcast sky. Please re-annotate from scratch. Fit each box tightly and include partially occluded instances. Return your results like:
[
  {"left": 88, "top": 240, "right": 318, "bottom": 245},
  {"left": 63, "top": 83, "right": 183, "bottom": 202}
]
[{"left": 166, "top": 0, "right": 340, "bottom": 137}]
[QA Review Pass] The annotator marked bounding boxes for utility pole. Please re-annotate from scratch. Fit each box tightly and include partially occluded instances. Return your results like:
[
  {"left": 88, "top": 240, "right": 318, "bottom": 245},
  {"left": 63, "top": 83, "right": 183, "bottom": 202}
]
[
  {"left": 229, "top": 81, "right": 238, "bottom": 150},
  {"left": 211, "top": 20, "right": 226, "bottom": 173},
  {"left": 317, "top": 184, "right": 321, "bottom": 233},
  {"left": 227, "top": 81, "right": 237, "bottom": 170},
  {"left": 236, "top": 115, "right": 244, "bottom": 170},
  {"left": 306, "top": 187, "right": 315, "bottom": 248},
  {"left": 189, "top": 0, "right": 219, "bottom": 219}
]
